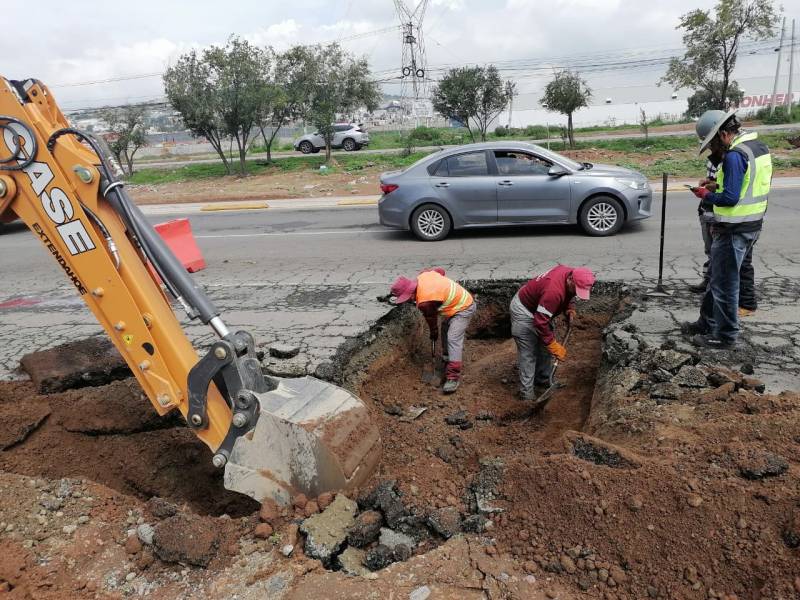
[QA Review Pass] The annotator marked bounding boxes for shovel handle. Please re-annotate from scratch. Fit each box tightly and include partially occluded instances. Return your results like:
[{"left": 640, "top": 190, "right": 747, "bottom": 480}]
[{"left": 548, "top": 322, "right": 573, "bottom": 382}]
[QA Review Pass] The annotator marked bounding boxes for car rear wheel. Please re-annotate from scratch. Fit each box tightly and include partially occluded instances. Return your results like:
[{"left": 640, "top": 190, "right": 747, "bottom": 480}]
[
  {"left": 411, "top": 204, "right": 452, "bottom": 241},
  {"left": 299, "top": 141, "right": 314, "bottom": 154},
  {"left": 579, "top": 196, "right": 624, "bottom": 236},
  {"left": 342, "top": 138, "right": 357, "bottom": 151}
]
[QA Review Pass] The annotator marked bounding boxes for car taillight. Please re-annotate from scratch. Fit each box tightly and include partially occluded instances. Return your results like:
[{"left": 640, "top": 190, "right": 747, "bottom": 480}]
[{"left": 381, "top": 183, "right": 399, "bottom": 195}]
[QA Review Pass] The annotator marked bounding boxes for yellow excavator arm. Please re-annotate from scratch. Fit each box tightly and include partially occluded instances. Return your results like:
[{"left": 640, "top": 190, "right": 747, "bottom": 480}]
[{"left": 0, "top": 77, "right": 380, "bottom": 504}]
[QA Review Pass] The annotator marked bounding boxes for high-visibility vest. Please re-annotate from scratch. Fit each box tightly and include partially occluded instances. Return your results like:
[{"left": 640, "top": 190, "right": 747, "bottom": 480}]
[
  {"left": 416, "top": 271, "right": 473, "bottom": 317},
  {"left": 714, "top": 132, "right": 771, "bottom": 224}
]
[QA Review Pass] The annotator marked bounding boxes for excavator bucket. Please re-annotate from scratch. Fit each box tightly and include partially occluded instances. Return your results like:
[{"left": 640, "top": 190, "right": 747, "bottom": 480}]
[{"left": 224, "top": 376, "right": 382, "bottom": 505}]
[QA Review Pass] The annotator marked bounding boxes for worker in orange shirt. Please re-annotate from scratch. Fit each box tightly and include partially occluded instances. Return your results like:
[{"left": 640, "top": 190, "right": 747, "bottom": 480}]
[{"left": 389, "top": 268, "right": 476, "bottom": 393}]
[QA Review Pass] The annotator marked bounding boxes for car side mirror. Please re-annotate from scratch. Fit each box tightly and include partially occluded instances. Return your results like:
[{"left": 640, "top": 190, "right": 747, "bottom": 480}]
[{"left": 548, "top": 164, "right": 568, "bottom": 177}]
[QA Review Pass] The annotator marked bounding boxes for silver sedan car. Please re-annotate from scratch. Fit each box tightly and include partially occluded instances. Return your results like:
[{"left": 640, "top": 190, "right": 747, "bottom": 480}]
[{"left": 378, "top": 141, "right": 651, "bottom": 240}]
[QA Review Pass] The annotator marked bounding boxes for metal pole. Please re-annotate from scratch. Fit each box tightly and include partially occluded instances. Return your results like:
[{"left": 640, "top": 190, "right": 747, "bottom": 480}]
[
  {"left": 770, "top": 17, "right": 786, "bottom": 116},
  {"left": 657, "top": 172, "right": 667, "bottom": 289},
  {"left": 788, "top": 19, "right": 796, "bottom": 118},
  {"left": 646, "top": 173, "right": 672, "bottom": 297}
]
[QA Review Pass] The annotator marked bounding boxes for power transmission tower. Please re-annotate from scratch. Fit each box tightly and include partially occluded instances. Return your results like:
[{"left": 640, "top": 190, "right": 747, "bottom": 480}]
[{"left": 394, "top": 0, "right": 429, "bottom": 126}]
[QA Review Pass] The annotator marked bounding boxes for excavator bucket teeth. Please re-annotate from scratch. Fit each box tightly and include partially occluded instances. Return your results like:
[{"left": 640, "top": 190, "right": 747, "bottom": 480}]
[{"left": 224, "top": 376, "right": 381, "bottom": 505}]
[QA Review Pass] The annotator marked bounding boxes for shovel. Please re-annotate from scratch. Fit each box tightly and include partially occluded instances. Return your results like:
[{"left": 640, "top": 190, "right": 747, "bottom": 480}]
[
  {"left": 529, "top": 322, "right": 573, "bottom": 413},
  {"left": 421, "top": 340, "right": 444, "bottom": 386}
]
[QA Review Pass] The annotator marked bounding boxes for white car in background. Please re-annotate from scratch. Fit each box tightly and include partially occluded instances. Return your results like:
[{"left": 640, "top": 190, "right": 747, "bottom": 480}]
[{"left": 293, "top": 123, "right": 370, "bottom": 153}]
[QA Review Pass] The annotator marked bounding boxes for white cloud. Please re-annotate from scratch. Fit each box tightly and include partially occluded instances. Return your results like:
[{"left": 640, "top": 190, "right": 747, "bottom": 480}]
[{"left": 1, "top": 0, "right": 782, "bottom": 120}]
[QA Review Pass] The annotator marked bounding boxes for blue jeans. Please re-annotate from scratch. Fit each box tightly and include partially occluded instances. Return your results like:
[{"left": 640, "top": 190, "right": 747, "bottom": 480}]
[{"left": 698, "top": 227, "right": 761, "bottom": 343}]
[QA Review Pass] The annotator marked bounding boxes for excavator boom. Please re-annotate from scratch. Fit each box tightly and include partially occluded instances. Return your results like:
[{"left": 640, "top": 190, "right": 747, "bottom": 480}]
[{"left": 0, "top": 77, "right": 380, "bottom": 504}]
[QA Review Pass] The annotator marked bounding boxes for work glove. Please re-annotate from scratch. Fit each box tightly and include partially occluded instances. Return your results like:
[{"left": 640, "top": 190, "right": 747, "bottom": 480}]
[
  {"left": 546, "top": 340, "right": 567, "bottom": 361},
  {"left": 566, "top": 307, "right": 577, "bottom": 324},
  {"left": 692, "top": 186, "right": 710, "bottom": 200}
]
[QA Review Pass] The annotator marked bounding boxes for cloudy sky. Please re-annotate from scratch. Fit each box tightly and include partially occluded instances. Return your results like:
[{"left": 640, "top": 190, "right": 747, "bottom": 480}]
[{"left": 2, "top": 0, "right": 798, "bottom": 124}]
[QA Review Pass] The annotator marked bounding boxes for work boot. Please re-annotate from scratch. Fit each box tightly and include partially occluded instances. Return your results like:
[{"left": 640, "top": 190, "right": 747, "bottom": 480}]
[
  {"left": 442, "top": 379, "right": 460, "bottom": 394},
  {"left": 688, "top": 280, "right": 709, "bottom": 294},
  {"left": 691, "top": 334, "right": 738, "bottom": 350},
  {"left": 681, "top": 321, "right": 708, "bottom": 336},
  {"left": 738, "top": 307, "right": 756, "bottom": 318}
]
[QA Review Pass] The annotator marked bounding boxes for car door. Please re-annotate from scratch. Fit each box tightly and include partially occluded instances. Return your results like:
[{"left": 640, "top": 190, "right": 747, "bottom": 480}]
[
  {"left": 430, "top": 151, "right": 497, "bottom": 224},
  {"left": 309, "top": 131, "right": 326, "bottom": 149},
  {"left": 332, "top": 125, "right": 349, "bottom": 147},
  {"left": 493, "top": 150, "right": 572, "bottom": 223}
]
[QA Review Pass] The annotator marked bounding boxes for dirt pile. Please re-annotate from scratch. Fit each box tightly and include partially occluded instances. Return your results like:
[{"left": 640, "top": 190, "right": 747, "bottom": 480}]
[
  {"left": 350, "top": 288, "right": 800, "bottom": 599},
  {"left": 0, "top": 378, "right": 258, "bottom": 517}
]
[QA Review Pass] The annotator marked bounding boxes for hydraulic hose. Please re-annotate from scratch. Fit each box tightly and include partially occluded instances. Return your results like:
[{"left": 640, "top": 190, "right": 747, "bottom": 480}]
[{"left": 47, "top": 128, "right": 222, "bottom": 326}]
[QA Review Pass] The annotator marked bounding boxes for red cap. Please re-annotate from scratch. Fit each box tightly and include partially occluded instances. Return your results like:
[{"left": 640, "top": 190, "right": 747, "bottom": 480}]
[
  {"left": 389, "top": 276, "right": 417, "bottom": 304},
  {"left": 572, "top": 267, "right": 595, "bottom": 300}
]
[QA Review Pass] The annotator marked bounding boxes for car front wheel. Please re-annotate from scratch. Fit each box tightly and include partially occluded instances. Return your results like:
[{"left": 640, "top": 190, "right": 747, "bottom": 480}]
[
  {"left": 342, "top": 138, "right": 357, "bottom": 151},
  {"left": 579, "top": 196, "right": 624, "bottom": 236},
  {"left": 299, "top": 141, "right": 313, "bottom": 154},
  {"left": 411, "top": 204, "right": 452, "bottom": 241}
]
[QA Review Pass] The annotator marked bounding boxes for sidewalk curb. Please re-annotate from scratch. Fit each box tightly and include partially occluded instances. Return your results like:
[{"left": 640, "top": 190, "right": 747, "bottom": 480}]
[
  {"left": 336, "top": 198, "right": 379, "bottom": 206},
  {"left": 200, "top": 201, "right": 270, "bottom": 212}
]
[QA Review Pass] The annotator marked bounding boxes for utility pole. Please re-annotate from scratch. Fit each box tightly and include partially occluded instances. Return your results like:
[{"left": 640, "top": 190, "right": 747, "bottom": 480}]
[
  {"left": 788, "top": 19, "right": 796, "bottom": 120},
  {"left": 770, "top": 17, "right": 786, "bottom": 116}
]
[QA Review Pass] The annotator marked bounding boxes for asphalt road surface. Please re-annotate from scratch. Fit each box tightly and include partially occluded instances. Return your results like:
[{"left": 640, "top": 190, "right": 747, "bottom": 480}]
[{"left": 1, "top": 189, "right": 798, "bottom": 378}]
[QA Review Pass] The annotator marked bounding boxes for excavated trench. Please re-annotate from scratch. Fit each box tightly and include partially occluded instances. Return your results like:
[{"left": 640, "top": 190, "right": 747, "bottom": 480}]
[
  {"left": 4, "top": 280, "right": 800, "bottom": 597},
  {"left": 0, "top": 279, "right": 620, "bottom": 561},
  {"left": 316, "top": 280, "right": 622, "bottom": 573}
]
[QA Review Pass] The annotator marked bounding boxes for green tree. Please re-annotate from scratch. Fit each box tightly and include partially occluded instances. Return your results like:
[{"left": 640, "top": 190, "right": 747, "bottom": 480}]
[
  {"left": 257, "top": 45, "right": 319, "bottom": 163},
  {"left": 102, "top": 105, "right": 148, "bottom": 176},
  {"left": 661, "top": 0, "right": 779, "bottom": 114},
  {"left": 685, "top": 81, "right": 745, "bottom": 117},
  {"left": 204, "top": 37, "right": 272, "bottom": 174},
  {"left": 164, "top": 36, "right": 272, "bottom": 175},
  {"left": 304, "top": 44, "right": 381, "bottom": 162},
  {"left": 431, "top": 66, "right": 513, "bottom": 142},
  {"left": 164, "top": 49, "right": 231, "bottom": 174},
  {"left": 540, "top": 71, "right": 592, "bottom": 148}
]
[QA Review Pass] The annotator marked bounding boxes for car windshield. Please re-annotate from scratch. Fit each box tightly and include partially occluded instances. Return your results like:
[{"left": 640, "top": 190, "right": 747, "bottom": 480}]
[{"left": 527, "top": 144, "right": 584, "bottom": 171}]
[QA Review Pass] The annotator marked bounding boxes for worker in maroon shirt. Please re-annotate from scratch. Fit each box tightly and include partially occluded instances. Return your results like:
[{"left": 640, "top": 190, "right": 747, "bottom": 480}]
[
  {"left": 510, "top": 265, "right": 595, "bottom": 401},
  {"left": 389, "top": 268, "right": 475, "bottom": 393}
]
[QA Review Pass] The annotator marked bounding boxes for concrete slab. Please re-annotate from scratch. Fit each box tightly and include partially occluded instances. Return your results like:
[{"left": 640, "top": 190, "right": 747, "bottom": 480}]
[{"left": 19, "top": 336, "right": 130, "bottom": 393}]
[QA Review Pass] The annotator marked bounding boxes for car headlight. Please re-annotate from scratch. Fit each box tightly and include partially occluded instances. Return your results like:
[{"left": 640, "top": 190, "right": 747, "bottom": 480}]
[{"left": 615, "top": 178, "right": 648, "bottom": 191}]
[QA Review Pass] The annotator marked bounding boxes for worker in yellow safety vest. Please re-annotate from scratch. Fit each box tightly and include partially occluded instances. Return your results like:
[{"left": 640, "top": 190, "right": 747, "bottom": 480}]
[
  {"left": 389, "top": 268, "right": 476, "bottom": 393},
  {"left": 682, "top": 109, "right": 771, "bottom": 349}
]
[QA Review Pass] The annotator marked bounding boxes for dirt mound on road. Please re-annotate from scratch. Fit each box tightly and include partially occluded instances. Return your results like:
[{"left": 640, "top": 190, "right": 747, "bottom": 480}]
[{"left": 0, "top": 378, "right": 258, "bottom": 517}]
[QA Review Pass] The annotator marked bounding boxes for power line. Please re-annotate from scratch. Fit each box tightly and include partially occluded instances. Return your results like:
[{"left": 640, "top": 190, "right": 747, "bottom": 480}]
[{"left": 50, "top": 25, "right": 400, "bottom": 90}]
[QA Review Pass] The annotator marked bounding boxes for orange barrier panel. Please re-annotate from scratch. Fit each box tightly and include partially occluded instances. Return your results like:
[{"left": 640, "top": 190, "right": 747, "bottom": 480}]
[{"left": 154, "top": 218, "right": 206, "bottom": 273}]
